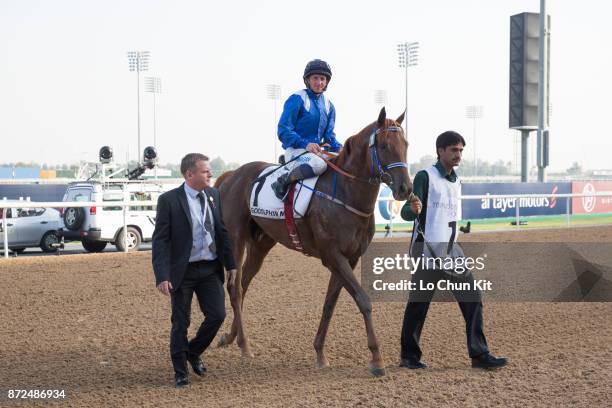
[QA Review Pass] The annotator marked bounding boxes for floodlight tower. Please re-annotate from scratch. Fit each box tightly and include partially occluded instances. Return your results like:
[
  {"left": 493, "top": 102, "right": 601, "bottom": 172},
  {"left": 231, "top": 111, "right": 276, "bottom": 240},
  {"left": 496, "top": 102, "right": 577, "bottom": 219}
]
[
  {"left": 397, "top": 42, "right": 419, "bottom": 115},
  {"left": 374, "top": 89, "right": 388, "bottom": 107},
  {"left": 267, "top": 84, "right": 281, "bottom": 162},
  {"left": 127, "top": 51, "right": 150, "bottom": 158},
  {"left": 144, "top": 76, "right": 162, "bottom": 151},
  {"left": 466, "top": 105, "right": 484, "bottom": 176}
]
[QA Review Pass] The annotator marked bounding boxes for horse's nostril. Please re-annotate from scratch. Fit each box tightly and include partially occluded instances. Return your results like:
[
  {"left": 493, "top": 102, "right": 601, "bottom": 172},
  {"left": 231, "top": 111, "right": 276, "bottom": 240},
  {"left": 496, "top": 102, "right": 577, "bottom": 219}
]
[{"left": 399, "top": 183, "right": 408, "bottom": 194}]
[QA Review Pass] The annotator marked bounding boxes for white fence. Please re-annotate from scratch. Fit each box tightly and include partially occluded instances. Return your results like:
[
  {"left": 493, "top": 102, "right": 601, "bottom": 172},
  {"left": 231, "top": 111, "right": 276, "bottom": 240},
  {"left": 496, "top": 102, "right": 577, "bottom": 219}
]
[
  {"left": 374, "top": 192, "right": 612, "bottom": 237},
  {"left": 2, "top": 192, "right": 612, "bottom": 258}
]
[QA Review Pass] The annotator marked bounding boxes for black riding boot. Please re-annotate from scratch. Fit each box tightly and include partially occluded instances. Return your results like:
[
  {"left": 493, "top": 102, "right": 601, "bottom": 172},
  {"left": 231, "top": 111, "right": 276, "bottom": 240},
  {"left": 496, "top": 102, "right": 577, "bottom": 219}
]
[
  {"left": 271, "top": 172, "right": 291, "bottom": 201},
  {"left": 271, "top": 164, "right": 316, "bottom": 201}
]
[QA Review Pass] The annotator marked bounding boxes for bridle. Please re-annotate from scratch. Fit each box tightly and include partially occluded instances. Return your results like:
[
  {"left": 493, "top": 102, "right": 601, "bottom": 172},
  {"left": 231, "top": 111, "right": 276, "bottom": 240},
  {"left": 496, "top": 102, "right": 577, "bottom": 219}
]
[
  {"left": 321, "top": 124, "right": 409, "bottom": 186},
  {"left": 368, "top": 125, "right": 409, "bottom": 185},
  {"left": 301, "top": 124, "right": 412, "bottom": 218}
]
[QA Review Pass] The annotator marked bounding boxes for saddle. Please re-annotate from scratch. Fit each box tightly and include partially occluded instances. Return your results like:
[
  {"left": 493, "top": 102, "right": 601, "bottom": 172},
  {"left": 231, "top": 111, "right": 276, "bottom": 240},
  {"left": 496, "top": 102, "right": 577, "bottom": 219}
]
[{"left": 249, "top": 165, "right": 319, "bottom": 220}]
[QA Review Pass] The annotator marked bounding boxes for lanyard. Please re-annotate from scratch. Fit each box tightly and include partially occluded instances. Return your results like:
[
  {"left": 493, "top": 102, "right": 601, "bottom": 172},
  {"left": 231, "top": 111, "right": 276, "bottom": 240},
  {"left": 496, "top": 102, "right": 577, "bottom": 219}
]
[{"left": 200, "top": 192, "right": 213, "bottom": 233}]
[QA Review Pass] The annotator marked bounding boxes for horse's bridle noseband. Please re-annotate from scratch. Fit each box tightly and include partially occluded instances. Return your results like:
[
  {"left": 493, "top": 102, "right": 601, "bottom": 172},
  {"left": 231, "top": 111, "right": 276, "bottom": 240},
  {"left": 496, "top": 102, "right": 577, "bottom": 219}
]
[{"left": 368, "top": 125, "right": 409, "bottom": 186}]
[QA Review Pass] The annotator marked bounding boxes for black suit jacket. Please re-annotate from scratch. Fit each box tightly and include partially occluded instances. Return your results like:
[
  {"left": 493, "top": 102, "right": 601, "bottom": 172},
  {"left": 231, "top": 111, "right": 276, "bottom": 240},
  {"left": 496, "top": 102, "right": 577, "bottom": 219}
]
[{"left": 152, "top": 183, "right": 236, "bottom": 290}]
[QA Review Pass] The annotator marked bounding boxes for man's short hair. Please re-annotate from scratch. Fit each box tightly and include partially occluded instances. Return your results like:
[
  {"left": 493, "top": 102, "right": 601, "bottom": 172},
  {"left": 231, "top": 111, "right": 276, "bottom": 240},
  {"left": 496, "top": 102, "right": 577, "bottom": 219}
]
[
  {"left": 180, "top": 153, "right": 209, "bottom": 175},
  {"left": 436, "top": 131, "right": 466, "bottom": 158}
]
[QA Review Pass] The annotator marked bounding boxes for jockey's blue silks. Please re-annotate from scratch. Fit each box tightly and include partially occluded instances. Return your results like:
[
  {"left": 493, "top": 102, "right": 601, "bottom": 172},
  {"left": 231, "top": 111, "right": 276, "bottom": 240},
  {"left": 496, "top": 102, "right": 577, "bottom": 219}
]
[{"left": 278, "top": 88, "right": 342, "bottom": 152}]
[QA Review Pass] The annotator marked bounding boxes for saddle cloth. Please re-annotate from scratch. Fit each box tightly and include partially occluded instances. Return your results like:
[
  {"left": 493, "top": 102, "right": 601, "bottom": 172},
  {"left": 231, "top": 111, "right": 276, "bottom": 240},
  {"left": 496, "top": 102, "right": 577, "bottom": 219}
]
[{"left": 250, "top": 165, "right": 319, "bottom": 219}]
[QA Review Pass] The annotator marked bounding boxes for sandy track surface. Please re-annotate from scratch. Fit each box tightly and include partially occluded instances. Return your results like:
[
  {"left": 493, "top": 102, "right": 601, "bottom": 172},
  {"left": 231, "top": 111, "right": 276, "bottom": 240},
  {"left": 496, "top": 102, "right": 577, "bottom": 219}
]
[{"left": 1, "top": 226, "right": 611, "bottom": 407}]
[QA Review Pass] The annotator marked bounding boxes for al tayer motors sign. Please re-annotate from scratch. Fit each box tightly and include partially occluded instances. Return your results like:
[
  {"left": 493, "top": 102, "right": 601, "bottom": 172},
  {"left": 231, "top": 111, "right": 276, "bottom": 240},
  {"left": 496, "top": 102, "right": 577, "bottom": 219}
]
[{"left": 572, "top": 181, "right": 612, "bottom": 214}]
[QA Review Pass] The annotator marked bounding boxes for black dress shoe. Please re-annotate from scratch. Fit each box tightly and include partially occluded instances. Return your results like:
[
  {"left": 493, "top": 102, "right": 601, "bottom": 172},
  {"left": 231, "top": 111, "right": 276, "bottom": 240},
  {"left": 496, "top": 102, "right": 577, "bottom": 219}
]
[
  {"left": 471, "top": 353, "right": 508, "bottom": 369},
  {"left": 175, "top": 376, "right": 189, "bottom": 388},
  {"left": 188, "top": 357, "right": 207, "bottom": 376},
  {"left": 399, "top": 357, "right": 428, "bottom": 369}
]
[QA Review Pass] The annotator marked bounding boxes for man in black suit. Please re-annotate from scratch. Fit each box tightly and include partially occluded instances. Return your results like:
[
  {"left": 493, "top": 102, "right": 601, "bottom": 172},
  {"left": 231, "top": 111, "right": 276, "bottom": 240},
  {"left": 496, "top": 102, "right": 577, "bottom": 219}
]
[{"left": 152, "top": 153, "right": 237, "bottom": 388}]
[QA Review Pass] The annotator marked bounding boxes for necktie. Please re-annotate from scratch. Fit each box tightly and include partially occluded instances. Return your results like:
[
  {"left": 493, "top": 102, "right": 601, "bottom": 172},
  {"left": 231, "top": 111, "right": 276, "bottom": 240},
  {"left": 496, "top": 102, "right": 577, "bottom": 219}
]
[{"left": 197, "top": 192, "right": 216, "bottom": 253}]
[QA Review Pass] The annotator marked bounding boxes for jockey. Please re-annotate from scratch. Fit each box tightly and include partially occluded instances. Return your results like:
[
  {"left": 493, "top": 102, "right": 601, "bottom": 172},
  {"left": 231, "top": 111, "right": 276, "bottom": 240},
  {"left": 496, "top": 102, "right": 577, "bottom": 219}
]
[{"left": 271, "top": 59, "right": 343, "bottom": 201}]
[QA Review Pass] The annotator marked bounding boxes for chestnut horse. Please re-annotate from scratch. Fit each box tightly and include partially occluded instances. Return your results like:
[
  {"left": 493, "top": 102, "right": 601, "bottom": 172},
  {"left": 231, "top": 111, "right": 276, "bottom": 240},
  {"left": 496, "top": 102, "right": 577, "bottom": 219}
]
[{"left": 215, "top": 107, "right": 412, "bottom": 376}]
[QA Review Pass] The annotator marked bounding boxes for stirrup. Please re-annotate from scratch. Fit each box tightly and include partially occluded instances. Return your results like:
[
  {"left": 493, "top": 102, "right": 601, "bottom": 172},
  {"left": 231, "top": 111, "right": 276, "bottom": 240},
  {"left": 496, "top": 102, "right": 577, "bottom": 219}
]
[
  {"left": 272, "top": 181, "right": 289, "bottom": 201},
  {"left": 279, "top": 189, "right": 290, "bottom": 202}
]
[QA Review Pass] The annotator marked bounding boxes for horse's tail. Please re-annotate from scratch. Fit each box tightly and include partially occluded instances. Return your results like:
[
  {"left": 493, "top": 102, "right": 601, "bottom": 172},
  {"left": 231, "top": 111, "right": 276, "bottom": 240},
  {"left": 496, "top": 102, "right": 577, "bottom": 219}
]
[{"left": 214, "top": 170, "right": 235, "bottom": 188}]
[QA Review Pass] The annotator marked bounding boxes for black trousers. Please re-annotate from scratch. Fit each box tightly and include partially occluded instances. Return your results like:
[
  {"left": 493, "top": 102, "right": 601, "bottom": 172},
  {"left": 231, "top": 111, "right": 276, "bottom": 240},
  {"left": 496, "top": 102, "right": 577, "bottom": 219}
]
[
  {"left": 400, "top": 267, "right": 489, "bottom": 360},
  {"left": 170, "top": 259, "right": 225, "bottom": 378}
]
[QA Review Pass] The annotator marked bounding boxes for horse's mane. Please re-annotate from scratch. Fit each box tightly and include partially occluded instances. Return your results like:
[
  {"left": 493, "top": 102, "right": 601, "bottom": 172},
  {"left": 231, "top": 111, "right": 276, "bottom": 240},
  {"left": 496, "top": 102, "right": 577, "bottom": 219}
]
[{"left": 335, "top": 122, "right": 375, "bottom": 164}]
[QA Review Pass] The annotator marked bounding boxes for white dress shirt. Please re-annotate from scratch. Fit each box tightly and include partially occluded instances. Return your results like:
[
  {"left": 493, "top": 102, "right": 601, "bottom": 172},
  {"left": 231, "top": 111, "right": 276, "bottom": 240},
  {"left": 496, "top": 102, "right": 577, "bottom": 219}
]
[{"left": 184, "top": 183, "right": 217, "bottom": 262}]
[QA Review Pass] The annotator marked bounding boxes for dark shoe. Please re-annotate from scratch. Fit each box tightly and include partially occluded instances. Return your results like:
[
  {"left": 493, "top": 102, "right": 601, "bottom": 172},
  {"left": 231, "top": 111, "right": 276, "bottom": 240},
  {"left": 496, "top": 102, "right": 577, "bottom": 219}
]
[
  {"left": 399, "top": 357, "right": 427, "bottom": 369},
  {"left": 471, "top": 353, "right": 508, "bottom": 369},
  {"left": 188, "top": 357, "right": 207, "bottom": 376},
  {"left": 175, "top": 376, "right": 189, "bottom": 388},
  {"left": 271, "top": 173, "right": 290, "bottom": 201}
]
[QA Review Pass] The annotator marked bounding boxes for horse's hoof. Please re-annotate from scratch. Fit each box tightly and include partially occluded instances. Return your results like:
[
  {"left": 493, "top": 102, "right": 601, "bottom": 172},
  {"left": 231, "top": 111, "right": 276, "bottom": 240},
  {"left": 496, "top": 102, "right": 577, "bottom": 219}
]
[
  {"left": 369, "top": 365, "right": 386, "bottom": 377},
  {"left": 241, "top": 349, "right": 255, "bottom": 358},
  {"left": 315, "top": 357, "right": 330, "bottom": 369},
  {"left": 217, "top": 334, "right": 233, "bottom": 347}
]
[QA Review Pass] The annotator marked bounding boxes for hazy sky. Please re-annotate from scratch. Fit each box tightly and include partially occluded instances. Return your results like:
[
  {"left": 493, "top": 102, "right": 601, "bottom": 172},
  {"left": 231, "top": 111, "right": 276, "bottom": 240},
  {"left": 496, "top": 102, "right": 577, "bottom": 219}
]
[{"left": 1, "top": 0, "right": 610, "bottom": 172}]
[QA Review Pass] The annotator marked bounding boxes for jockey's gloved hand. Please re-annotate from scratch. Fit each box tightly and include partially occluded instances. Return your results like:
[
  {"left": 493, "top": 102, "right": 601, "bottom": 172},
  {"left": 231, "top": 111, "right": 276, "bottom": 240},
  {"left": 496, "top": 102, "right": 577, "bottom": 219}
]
[{"left": 306, "top": 143, "right": 322, "bottom": 154}]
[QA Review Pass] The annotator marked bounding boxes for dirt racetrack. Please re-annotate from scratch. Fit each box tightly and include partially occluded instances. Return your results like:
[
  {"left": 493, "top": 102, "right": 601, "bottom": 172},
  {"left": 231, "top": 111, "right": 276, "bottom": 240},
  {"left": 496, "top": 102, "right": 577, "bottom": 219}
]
[{"left": 1, "top": 226, "right": 611, "bottom": 407}]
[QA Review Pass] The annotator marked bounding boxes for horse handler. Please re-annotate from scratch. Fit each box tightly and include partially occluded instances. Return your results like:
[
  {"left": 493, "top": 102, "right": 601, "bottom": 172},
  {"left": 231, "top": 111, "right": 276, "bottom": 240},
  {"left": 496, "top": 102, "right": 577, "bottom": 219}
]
[
  {"left": 152, "top": 153, "right": 237, "bottom": 388},
  {"left": 399, "top": 131, "right": 507, "bottom": 370}
]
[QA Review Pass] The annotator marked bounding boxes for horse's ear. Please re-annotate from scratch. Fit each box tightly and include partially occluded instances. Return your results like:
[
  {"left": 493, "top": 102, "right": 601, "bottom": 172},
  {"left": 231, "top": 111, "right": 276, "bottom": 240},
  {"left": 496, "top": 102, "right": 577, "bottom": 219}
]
[
  {"left": 396, "top": 111, "right": 406, "bottom": 125},
  {"left": 377, "top": 107, "right": 386, "bottom": 128}
]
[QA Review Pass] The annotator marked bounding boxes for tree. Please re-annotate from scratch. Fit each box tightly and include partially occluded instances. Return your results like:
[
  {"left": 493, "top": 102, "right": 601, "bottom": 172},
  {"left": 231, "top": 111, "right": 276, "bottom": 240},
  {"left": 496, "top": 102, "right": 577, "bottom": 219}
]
[
  {"left": 210, "top": 157, "right": 226, "bottom": 175},
  {"left": 566, "top": 161, "right": 583, "bottom": 176},
  {"left": 410, "top": 154, "right": 436, "bottom": 175},
  {"left": 225, "top": 162, "right": 241, "bottom": 171},
  {"left": 408, "top": 155, "right": 513, "bottom": 177}
]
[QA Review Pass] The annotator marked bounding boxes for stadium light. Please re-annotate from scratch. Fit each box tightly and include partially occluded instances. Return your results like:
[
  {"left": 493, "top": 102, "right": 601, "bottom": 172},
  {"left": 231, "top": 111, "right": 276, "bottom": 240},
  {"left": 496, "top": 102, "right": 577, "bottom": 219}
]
[
  {"left": 466, "top": 105, "right": 484, "bottom": 176},
  {"left": 397, "top": 42, "right": 419, "bottom": 116},
  {"left": 267, "top": 84, "right": 281, "bottom": 162},
  {"left": 374, "top": 89, "right": 388, "bottom": 106},
  {"left": 144, "top": 77, "right": 161, "bottom": 152},
  {"left": 126, "top": 51, "right": 150, "bottom": 160}
]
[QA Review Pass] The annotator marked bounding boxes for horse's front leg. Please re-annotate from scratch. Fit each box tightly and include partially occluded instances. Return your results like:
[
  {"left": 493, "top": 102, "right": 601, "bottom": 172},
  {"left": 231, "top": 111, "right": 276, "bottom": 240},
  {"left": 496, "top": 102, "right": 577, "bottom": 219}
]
[{"left": 325, "top": 254, "right": 386, "bottom": 377}]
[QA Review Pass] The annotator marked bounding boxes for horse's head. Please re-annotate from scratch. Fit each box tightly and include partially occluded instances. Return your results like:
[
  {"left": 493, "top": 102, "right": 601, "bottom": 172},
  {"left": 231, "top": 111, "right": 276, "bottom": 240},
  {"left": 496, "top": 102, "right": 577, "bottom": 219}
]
[{"left": 368, "top": 107, "right": 412, "bottom": 201}]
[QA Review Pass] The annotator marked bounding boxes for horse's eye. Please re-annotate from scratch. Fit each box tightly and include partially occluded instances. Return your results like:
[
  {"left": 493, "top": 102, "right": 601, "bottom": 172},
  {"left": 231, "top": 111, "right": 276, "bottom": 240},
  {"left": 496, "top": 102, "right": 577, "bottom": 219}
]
[{"left": 380, "top": 143, "right": 387, "bottom": 150}]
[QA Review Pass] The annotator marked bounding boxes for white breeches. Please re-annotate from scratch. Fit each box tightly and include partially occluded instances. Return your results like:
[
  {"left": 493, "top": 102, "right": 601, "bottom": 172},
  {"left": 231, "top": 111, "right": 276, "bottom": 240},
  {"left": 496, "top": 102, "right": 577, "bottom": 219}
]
[{"left": 284, "top": 147, "right": 328, "bottom": 175}]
